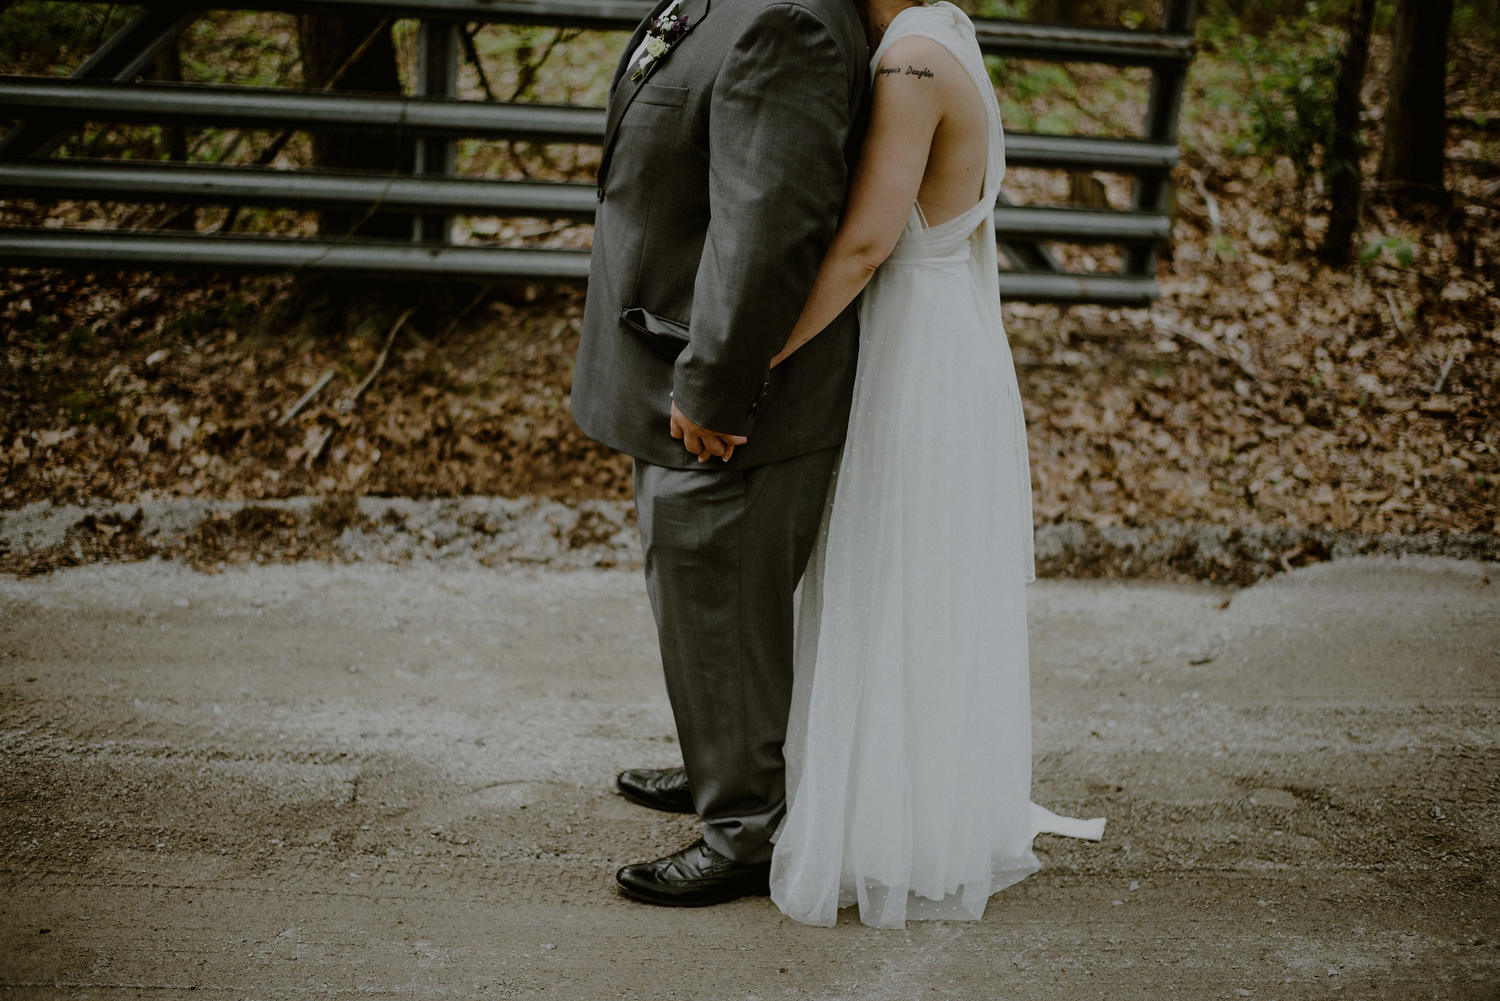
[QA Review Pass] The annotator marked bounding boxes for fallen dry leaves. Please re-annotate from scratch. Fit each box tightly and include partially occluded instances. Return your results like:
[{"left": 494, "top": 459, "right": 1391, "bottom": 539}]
[{"left": 0, "top": 280, "right": 632, "bottom": 509}]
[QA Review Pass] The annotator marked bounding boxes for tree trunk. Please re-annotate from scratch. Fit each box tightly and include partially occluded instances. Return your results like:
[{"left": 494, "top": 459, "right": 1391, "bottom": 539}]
[
  {"left": 1376, "top": 0, "right": 1454, "bottom": 208},
  {"left": 1317, "top": 0, "right": 1377, "bottom": 265},
  {"left": 295, "top": 16, "right": 411, "bottom": 237}
]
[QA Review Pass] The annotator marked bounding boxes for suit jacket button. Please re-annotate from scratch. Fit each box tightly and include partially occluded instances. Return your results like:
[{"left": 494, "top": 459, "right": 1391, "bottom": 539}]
[{"left": 596, "top": 187, "right": 605, "bottom": 202}]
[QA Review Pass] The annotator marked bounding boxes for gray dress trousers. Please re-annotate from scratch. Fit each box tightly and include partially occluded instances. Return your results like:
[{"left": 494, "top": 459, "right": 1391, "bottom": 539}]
[{"left": 634, "top": 445, "right": 839, "bottom": 862}]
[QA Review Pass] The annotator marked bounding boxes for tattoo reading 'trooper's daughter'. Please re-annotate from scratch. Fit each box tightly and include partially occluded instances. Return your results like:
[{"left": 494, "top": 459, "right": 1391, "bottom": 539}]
[{"left": 877, "top": 65, "right": 934, "bottom": 80}]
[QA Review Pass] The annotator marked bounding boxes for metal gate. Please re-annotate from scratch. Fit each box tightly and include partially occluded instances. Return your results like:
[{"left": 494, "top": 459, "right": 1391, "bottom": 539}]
[{"left": 0, "top": 0, "right": 1195, "bottom": 304}]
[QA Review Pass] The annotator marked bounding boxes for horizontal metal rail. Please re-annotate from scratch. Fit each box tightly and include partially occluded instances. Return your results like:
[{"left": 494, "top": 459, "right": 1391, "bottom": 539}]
[
  {"left": 992, "top": 204, "right": 1169, "bottom": 243},
  {"left": 0, "top": 76, "right": 605, "bottom": 145},
  {"left": 0, "top": 77, "right": 1177, "bottom": 174},
  {"left": 1003, "top": 132, "right": 1176, "bottom": 173},
  {"left": 0, "top": 226, "right": 593, "bottom": 282},
  {"left": 230, "top": 0, "right": 653, "bottom": 29},
  {"left": 0, "top": 158, "right": 1170, "bottom": 243},
  {"left": 28, "top": 0, "right": 1194, "bottom": 66},
  {"left": 0, "top": 226, "right": 1157, "bottom": 303},
  {"left": 0, "top": 158, "right": 602, "bottom": 220},
  {"left": 996, "top": 270, "right": 1157, "bottom": 306},
  {"left": 974, "top": 20, "right": 1193, "bottom": 66}
]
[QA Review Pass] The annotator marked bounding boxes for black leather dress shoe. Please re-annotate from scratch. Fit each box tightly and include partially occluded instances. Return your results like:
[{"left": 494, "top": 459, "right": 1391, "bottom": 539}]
[
  {"left": 615, "top": 838, "right": 771, "bottom": 907},
  {"left": 616, "top": 766, "right": 696, "bottom": 814}
]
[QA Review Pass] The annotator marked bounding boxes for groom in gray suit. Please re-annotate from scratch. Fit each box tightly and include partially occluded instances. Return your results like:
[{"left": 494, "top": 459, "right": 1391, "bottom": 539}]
[{"left": 572, "top": 0, "right": 869, "bottom": 905}]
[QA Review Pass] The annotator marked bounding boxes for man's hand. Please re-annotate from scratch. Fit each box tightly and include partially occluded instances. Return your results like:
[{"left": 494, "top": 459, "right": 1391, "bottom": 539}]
[{"left": 670, "top": 401, "right": 749, "bottom": 463}]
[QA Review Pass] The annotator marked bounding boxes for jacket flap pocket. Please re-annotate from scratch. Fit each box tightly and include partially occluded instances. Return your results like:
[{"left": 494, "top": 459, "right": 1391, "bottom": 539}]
[
  {"left": 636, "top": 84, "right": 688, "bottom": 108},
  {"left": 622, "top": 307, "right": 690, "bottom": 342},
  {"left": 622, "top": 307, "right": 691, "bottom": 361}
]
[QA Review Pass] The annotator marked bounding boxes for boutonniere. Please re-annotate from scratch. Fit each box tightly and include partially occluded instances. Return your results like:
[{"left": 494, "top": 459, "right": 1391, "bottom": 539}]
[{"left": 632, "top": 11, "right": 692, "bottom": 80}]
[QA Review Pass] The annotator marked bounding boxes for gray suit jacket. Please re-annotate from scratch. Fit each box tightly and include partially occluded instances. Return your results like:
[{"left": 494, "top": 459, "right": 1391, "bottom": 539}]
[{"left": 572, "top": 0, "right": 870, "bottom": 469}]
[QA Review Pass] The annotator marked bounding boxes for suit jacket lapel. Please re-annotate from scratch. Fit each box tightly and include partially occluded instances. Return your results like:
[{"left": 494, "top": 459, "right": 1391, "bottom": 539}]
[{"left": 598, "top": 0, "right": 712, "bottom": 187}]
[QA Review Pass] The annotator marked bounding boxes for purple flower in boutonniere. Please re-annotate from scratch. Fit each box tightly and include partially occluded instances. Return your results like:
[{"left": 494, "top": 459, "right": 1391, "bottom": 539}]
[{"left": 632, "top": 12, "right": 692, "bottom": 80}]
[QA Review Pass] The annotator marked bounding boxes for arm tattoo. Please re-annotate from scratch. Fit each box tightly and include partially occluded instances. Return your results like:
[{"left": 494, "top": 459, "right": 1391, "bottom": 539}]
[{"left": 877, "top": 65, "right": 935, "bottom": 80}]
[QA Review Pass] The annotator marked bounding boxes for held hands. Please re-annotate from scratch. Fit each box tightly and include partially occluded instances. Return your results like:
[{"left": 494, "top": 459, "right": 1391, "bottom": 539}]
[{"left": 670, "top": 401, "right": 749, "bottom": 463}]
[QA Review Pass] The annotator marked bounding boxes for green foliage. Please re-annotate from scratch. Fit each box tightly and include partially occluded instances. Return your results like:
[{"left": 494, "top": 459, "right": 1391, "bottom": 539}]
[
  {"left": 179, "top": 13, "right": 300, "bottom": 90},
  {"left": 1208, "top": 233, "right": 1239, "bottom": 260},
  {"left": 974, "top": 0, "right": 1030, "bottom": 18},
  {"left": 1200, "top": 0, "right": 1335, "bottom": 35},
  {"left": 986, "top": 56, "right": 1081, "bottom": 133},
  {"left": 1359, "top": 234, "right": 1415, "bottom": 267},
  {"left": 0, "top": 1, "right": 134, "bottom": 74},
  {"left": 1451, "top": 0, "right": 1500, "bottom": 41},
  {"left": 1231, "top": 22, "right": 1342, "bottom": 184}
]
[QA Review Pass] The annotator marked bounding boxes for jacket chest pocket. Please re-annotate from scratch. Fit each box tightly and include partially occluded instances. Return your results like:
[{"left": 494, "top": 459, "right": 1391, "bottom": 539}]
[{"left": 635, "top": 84, "right": 688, "bottom": 108}]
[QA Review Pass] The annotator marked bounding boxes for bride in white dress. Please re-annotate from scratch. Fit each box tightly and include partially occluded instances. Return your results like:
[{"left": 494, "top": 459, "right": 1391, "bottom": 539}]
[{"left": 766, "top": 0, "right": 1104, "bottom": 929}]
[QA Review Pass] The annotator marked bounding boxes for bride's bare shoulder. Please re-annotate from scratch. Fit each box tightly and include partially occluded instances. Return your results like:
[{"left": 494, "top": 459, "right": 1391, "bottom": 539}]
[{"left": 876, "top": 32, "right": 944, "bottom": 63}]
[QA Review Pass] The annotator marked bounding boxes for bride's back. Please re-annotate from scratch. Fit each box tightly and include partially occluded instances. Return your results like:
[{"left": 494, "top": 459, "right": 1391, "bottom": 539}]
[{"left": 873, "top": 31, "right": 989, "bottom": 227}]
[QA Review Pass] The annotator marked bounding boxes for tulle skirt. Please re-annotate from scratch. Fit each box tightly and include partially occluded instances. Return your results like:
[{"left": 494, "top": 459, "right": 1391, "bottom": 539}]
[{"left": 770, "top": 256, "right": 1049, "bottom": 930}]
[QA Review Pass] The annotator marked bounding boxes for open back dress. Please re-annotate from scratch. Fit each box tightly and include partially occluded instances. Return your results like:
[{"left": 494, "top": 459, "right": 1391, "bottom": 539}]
[{"left": 769, "top": 1, "right": 1104, "bottom": 930}]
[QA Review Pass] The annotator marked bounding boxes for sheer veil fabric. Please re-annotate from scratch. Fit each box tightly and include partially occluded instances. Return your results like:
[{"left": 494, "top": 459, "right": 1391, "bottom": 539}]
[{"left": 769, "top": 2, "right": 1105, "bottom": 930}]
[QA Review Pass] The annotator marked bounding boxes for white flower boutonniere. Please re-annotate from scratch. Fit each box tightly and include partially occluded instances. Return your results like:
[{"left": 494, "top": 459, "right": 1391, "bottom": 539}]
[{"left": 632, "top": 10, "right": 692, "bottom": 80}]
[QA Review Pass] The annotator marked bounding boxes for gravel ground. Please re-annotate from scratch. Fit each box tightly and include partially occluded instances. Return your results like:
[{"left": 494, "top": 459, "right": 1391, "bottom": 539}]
[{"left": 0, "top": 555, "right": 1497, "bottom": 999}]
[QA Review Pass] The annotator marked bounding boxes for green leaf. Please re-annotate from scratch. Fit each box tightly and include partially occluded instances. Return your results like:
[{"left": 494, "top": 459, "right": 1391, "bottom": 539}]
[{"left": 1393, "top": 242, "right": 1413, "bottom": 268}]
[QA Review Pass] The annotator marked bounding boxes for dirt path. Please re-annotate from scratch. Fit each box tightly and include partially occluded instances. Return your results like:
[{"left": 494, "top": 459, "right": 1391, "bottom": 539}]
[{"left": 1, "top": 556, "right": 1496, "bottom": 999}]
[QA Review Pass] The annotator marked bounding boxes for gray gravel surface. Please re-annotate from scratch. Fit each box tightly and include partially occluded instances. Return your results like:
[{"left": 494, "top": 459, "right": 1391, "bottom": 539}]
[
  {"left": 1, "top": 555, "right": 1496, "bottom": 999},
  {"left": 4, "top": 496, "right": 1496, "bottom": 583}
]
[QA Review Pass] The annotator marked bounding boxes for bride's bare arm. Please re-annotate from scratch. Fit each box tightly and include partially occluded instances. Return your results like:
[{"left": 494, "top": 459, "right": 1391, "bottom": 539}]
[{"left": 769, "top": 36, "right": 949, "bottom": 368}]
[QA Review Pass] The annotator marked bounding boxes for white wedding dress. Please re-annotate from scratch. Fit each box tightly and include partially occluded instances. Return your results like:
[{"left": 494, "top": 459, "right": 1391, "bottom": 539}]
[{"left": 769, "top": 2, "right": 1104, "bottom": 930}]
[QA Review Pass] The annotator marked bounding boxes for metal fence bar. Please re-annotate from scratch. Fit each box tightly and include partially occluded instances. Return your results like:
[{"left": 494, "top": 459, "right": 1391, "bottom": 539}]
[
  {"left": 415, "top": 20, "right": 460, "bottom": 243},
  {"left": 1123, "top": 0, "right": 1197, "bottom": 276},
  {"left": 0, "top": 226, "right": 592, "bottom": 281},
  {"left": 1003, "top": 132, "right": 1177, "bottom": 173},
  {"left": 0, "top": 157, "right": 1170, "bottom": 242},
  {"left": 0, "top": 226, "right": 1157, "bottom": 303},
  {"left": 0, "top": 158, "right": 601, "bottom": 217},
  {"left": 0, "top": 0, "right": 1192, "bottom": 301},
  {"left": 0, "top": 77, "right": 1179, "bottom": 173},
  {"left": 995, "top": 271, "right": 1156, "bottom": 306},
  {"left": 27, "top": 0, "right": 1195, "bottom": 66},
  {"left": 0, "top": 4, "right": 203, "bottom": 157},
  {"left": 994, "top": 189, "right": 1064, "bottom": 273},
  {"left": 973, "top": 19, "right": 1192, "bottom": 66},
  {"left": 992, "top": 205, "right": 1170, "bottom": 243},
  {"left": 0, "top": 75, "right": 606, "bottom": 143}
]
